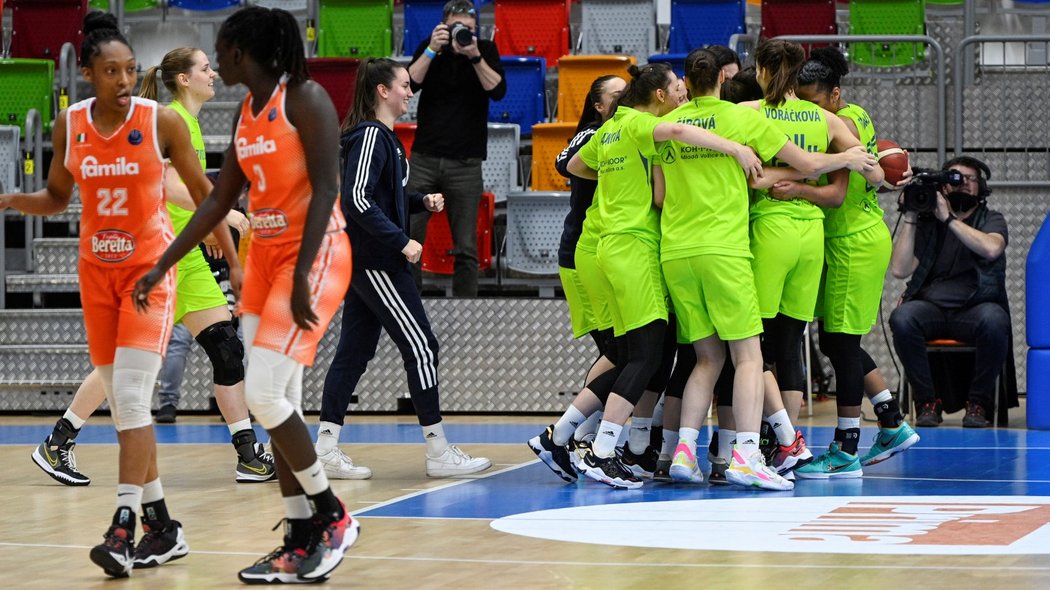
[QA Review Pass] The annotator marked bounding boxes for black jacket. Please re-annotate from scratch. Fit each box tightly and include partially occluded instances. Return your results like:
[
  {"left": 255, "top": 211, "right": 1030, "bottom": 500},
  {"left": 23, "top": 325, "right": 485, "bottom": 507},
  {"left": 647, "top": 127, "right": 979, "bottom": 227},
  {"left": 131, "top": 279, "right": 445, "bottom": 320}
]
[
  {"left": 556, "top": 123, "right": 599, "bottom": 269},
  {"left": 340, "top": 122, "right": 428, "bottom": 272}
]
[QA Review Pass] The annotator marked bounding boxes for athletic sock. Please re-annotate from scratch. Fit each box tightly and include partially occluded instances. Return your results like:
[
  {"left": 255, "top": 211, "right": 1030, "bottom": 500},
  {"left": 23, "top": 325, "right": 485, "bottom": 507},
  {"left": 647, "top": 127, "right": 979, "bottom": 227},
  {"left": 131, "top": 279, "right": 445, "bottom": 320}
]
[
  {"left": 717, "top": 428, "right": 736, "bottom": 461},
  {"left": 63, "top": 409, "right": 86, "bottom": 430},
  {"left": 660, "top": 428, "right": 678, "bottom": 460},
  {"left": 316, "top": 421, "right": 341, "bottom": 452},
  {"left": 870, "top": 389, "right": 904, "bottom": 428},
  {"left": 835, "top": 417, "right": 862, "bottom": 455},
  {"left": 592, "top": 420, "right": 623, "bottom": 458},
  {"left": 227, "top": 418, "right": 252, "bottom": 438},
  {"left": 116, "top": 483, "right": 143, "bottom": 526},
  {"left": 422, "top": 422, "right": 450, "bottom": 457},
  {"left": 283, "top": 494, "right": 313, "bottom": 520},
  {"left": 628, "top": 417, "right": 652, "bottom": 455},
  {"left": 735, "top": 432, "right": 760, "bottom": 460},
  {"left": 677, "top": 427, "right": 700, "bottom": 458},
  {"left": 552, "top": 406, "right": 586, "bottom": 446},
  {"left": 574, "top": 411, "right": 601, "bottom": 442},
  {"left": 141, "top": 479, "right": 171, "bottom": 523},
  {"left": 766, "top": 409, "right": 796, "bottom": 446}
]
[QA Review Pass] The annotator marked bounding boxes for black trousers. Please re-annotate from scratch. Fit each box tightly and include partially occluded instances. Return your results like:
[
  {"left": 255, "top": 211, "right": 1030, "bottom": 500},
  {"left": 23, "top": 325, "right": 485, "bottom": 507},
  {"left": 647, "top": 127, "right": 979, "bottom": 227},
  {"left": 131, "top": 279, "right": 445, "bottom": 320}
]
[{"left": 321, "top": 267, "right": 442, "bottom": 426}]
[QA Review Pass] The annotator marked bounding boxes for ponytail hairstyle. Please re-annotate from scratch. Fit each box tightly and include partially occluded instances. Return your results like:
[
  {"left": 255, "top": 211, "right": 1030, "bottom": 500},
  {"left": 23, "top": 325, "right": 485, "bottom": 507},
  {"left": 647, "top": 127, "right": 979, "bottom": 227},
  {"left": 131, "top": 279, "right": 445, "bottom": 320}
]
[
  {"left": 138, "top": 47, "right": 202, "bottom": 101},
  {"left": 342, "top": 58, "right": 406, "bottom": 132},
  {"left": 217, "top": 5, "right": 309, "bottom": 86},
  {"left": 619, "top": 62, "right": 673, "bottom": 109},
  {"left": 576, "top": 74, "right": 619, "bottom": 135},
  {"left": 753, "top": 39, "right": 806, "bottom": 107},
  {"left": 797, "top": 47, "right": 850, "bottom": 95},
  {"left": 705, "top": 44, "right": 741, "bottom": 72},
  {"left": 80, "top": 11, "right": 131, "bottom": 69},
  {"left": 684, "top": 48, "right": 721, "bottom": 96}
]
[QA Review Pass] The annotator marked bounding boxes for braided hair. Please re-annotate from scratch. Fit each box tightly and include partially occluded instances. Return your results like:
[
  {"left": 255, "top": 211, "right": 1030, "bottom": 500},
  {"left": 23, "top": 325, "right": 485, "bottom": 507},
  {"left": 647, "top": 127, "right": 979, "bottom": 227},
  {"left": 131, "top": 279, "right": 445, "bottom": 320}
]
[
  {"left": 80, "top": 11, "right": 131, "bottom": 68},
  {"left": 217, "top": 6, "right": 309, "bottom": 85}
]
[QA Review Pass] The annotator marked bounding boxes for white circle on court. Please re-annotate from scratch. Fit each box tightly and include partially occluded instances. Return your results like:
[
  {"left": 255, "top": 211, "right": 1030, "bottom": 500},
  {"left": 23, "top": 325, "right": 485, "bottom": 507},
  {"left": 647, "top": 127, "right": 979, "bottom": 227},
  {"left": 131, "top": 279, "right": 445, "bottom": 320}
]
[{"left": 490, "top": 496, "right": 1050, "bottom": 555}]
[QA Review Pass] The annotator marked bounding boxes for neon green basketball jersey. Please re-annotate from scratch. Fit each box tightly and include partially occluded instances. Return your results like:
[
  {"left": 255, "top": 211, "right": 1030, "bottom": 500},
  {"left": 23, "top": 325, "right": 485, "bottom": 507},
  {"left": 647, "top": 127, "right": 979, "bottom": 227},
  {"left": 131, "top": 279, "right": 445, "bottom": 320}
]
[
  {"left": 824, "top": 103, "right": 885, "bottom": 238},
  {"left": 750, "top": 99, "right": 828, "bottom": 222}
]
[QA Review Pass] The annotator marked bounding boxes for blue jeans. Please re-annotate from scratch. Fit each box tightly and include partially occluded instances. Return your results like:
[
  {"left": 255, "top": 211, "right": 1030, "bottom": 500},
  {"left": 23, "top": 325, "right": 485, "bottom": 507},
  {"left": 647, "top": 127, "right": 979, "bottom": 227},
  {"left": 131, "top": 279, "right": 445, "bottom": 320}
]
[{"left": 157, "top": 324, "right": 194, "bottom": 408}]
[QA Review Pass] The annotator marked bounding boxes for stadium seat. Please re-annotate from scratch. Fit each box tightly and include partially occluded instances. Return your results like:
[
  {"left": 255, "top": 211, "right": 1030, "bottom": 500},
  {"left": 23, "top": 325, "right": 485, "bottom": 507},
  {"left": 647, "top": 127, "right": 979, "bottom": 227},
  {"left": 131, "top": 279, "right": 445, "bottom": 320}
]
[
  {"left": 306, "top": 57, "right": 360, "bottom": 123},
  {"left": 580, "top": 0, "right": 657, "bottom": 61},
  {"left": 648, "top": 52, "right": 688, "bottom": 78},
  {"left": 9, "top": 0, "right": 88, "bottom": 62},
  {"left": 394, "top": 122, "right": 416, "bottom": 157},
  {"left": 556, "top": 55, "right": 636, "bottom": 123},
  {"left": 760, "top": 0, "right": 837, "bottom": 46},
  {"left": 482, "top": 122, "right": 521, "bottom": 203},
  {"left": 493, "top": 0, "right": 570, "bottom": 68},
  {"left": 529, "top": 122, "right": 576, "bottom": 191},
  {"left": 167, "top": 0, "right": 240, "bottom": 9},
  {"left": 403, "top": 0, "right": 481, "bottom": 56},
  {"left": 667, "top": 0, "right": 745, "bottom": 54},
  {"left": 317, "top": 0, "right": 394, "bottom": 58},
  {"left": 848, "top": 0, "right": 926, "bottom": 67},
  {"left": 504, "top": 190, "right": 570, "bottom": 275},
  {"left": 0, "top": 126, "right": 19, "bottom": 194},
  {"left": 488, "top": 56, "right": 546, "bottom": 136},
  {"left": 0, "top": 59, "right": 55, "bottom": 133},
  {"left": 421, "top": 191, "right": 495, "bottom": 274}
]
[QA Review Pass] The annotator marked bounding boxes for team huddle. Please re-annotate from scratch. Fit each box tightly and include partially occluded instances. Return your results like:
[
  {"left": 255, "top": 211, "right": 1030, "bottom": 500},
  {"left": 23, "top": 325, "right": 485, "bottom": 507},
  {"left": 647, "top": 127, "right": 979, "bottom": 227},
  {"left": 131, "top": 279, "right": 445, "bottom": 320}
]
[{"left": 530, "top": 42, "right": 920, "bottom": 492}]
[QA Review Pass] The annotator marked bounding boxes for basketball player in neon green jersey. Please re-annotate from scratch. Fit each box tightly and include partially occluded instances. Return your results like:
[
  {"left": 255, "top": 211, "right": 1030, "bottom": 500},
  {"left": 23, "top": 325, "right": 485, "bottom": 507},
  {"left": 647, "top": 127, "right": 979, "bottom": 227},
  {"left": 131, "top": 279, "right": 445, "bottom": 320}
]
[
  {"left": 791, "top": 47, "right": 919, "bottom": 478},
  {"left": 567, "top": 62, "right": 762, "bottom": 489},
  {"left": 653, "top": 48, "right": 877, "bottom": 491}
]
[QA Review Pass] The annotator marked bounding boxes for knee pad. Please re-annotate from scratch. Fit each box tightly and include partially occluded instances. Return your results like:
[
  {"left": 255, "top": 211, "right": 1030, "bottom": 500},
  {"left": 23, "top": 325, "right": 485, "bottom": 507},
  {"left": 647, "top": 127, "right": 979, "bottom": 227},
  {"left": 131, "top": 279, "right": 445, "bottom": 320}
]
[
  {"left": 245, "top": 347, "right": 301, "bottom": 429},
  {"left": 110, "top": 348, "right": 163, "bottom": 431},
  {"left": 195, "top": 321, "right": 245, "bottom": 386}
]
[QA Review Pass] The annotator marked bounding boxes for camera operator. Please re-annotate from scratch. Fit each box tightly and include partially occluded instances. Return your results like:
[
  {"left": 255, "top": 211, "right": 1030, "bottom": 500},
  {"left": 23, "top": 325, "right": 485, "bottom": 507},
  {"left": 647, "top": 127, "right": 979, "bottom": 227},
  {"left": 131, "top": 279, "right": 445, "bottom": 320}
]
[
  {"left": 406, "top": 0, "right": 506, "bottom": 296},
  {"left": 889, "top": 156, "right": 1010, "bottom": 428}
]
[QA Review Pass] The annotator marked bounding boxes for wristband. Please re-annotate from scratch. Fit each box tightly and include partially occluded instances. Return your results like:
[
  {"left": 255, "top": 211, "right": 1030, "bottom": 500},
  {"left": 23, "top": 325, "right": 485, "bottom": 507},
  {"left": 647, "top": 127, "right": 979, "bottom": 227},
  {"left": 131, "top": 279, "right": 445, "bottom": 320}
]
[
  {"left": 470, "top": 54, "right": 483, "bottom": 64},
  {"left": 424, "top": 46, "right": 437, "bottom": 59},
  {"left": 945, "top": 213, "right": 958, "bottom": 227}
]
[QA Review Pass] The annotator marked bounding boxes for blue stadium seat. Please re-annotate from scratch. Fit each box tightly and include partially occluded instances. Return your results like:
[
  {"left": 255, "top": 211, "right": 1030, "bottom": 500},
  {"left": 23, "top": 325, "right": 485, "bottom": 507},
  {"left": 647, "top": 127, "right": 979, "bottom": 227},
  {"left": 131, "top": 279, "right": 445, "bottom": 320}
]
[
  {"left": 668, "top": 0, "right": 745, "bottom": 54},
  {"left": 648, "top": 52, "right": 688, "bottom": 78},
  {"left": 403, "top": 0, "right": 481, "bottom": 56},
  {"left": 488, "top": 56, "right": 546, "bottom": 136},
  {"left": 166, "top": 0, "right": 240, "bottom": 8}
]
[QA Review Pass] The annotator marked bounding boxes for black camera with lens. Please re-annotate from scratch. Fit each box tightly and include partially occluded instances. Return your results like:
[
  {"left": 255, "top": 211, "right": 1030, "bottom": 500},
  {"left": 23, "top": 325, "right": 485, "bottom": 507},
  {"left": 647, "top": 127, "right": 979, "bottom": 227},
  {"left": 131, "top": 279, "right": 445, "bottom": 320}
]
[
  {"left": 900, "top": 168, "right": 964, "bottom": 214},
  {"left": 449, "top": 22, "right": 474, "bottom": 47}
]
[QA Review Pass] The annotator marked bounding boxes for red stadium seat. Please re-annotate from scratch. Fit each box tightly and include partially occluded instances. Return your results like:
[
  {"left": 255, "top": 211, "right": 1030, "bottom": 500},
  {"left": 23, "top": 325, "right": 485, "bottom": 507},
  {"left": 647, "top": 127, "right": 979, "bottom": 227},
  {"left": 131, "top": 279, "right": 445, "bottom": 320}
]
[
  {"left": 394, "top": 122, "right": 417, "bottom": 158},
  {"left": 494, "top": 0, "right": 570, "bottom": 68},
  {"left": 9, "top": 0, "right": 88, "bottom": 62},
  {"left": 421, "top": 191, "right": 495, "bottom": 274},
  {"left": 760, "top": 0, "right": 837, "bottom": 50},
  {"left": 307, "top": 57, "right": 361, "bottom": 123}
]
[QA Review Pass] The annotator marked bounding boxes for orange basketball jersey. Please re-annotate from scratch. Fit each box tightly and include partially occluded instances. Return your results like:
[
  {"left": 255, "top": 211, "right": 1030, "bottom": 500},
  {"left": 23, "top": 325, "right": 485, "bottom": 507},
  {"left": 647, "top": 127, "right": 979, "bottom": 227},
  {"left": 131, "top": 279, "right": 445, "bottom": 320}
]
[
  {"left": 65, "top": 97, "right": 173, "bottom": 268},
  {"left": 235, "top": 75, "right": 346, "bottom": 246}
]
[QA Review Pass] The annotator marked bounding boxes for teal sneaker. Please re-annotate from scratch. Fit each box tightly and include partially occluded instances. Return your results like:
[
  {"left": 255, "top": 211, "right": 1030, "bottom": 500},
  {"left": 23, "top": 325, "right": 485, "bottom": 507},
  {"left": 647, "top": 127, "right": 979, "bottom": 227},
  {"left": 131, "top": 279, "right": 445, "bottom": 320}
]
[
  {"left": 860, "top": 423, "right": 920, "bottom": 467},
  {"left": 794, "top": 442, "right": 862, "bottom": 480}
]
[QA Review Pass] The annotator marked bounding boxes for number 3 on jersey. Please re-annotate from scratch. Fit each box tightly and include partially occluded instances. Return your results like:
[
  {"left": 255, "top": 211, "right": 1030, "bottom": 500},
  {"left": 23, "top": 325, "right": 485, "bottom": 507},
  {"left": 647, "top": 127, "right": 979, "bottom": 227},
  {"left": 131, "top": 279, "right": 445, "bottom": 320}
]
[
  {"left": 252, "top": 163, "right": 267, "bottom": 192},
  {"left": 96, "top": 188, "right": 129, "bottom": 216}
]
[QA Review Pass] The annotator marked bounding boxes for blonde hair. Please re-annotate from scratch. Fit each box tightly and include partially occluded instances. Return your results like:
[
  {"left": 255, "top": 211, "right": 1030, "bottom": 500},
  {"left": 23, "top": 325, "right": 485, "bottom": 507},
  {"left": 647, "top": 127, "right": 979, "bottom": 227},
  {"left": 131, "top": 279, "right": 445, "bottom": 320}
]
[{"left": 138, "top": 47, "right": 203, "bottom": 101}]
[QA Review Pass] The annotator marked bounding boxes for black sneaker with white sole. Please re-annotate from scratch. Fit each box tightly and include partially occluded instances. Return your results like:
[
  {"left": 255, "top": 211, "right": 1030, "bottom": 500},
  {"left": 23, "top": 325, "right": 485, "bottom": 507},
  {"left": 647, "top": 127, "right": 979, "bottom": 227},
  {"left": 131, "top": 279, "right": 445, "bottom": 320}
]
[
  {"left": 90, "top": 508, "right": 136, "bottom": 578},
  {"left": 567, "top": 437, "right": 591, "bottom": 475},
  {"left": 32, "top": 435, "right": 90, "bottom": 486},
  {"left": 133, "top": 519, "right": 189, "bottom": 568},
  {"left": 580, "top": 449, "right": 643, "bottom": 489},
  {"left": 620, "top": 445, "right": 659, "bottom": 479},
  {"left": 527, "top": 425, "right": 577, "bottom": 483}
]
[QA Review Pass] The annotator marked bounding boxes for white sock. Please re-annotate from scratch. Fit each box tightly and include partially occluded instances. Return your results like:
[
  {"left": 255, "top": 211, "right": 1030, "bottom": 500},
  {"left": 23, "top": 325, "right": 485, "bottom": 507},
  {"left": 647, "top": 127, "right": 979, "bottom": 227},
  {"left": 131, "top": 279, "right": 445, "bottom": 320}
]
[
  {"left": 766, "top": 409, "right": 796, "bottom": 446},
  {"left": 116, "top": 483, "right": 143, "bottom": 513},
  {"left": 718, "top": 428, "right": 736, "bottom": 461},
  {"left": 628, "top": 417, "right": 652, "bottom": 454},
  {"left": 316, "top": 421, "right": 341, "bottom": 452},
  {"left": 838, "top": 416, "right": 861, "bottom": 431},
  {"left": 735, "top": 431, "right": 760, "bottom": 459},
  {"left": 141, "top": 479, "right": 163, "bottom": 504},
  {"left": 574, "top": 411, "right": 601, "bottom": 441},
  {"left": 660, "top": 428, "right": 678, "bottom": 459},
  {"left": 552, "top": 406, "right": 586, "bottom": 446},
  {"left": 227, "top": 418, "right": 252, "bottom": 437},
  {"left": 678, "top": 427, "right": 700, "bottom": 457},
  {"left": 651, "top": 396, "right": 665, "bottom": 429},
  {"left": 283, "top": 494, "right": 313, "bottom": 520},
  {"left": 63, "top": 409, "right": 86, "bottom": 430},
  {"left": 870, "top": 389, "right": 893, "bottom": 405},
  {"left": 291, "top": 460, "right": 330, "bottom": 496},
  {"left": 422, "top": 422, "right": 449, "bottom": 457},
  {"left": 592, "top": 420, "right": 623, "bottom": 458}
]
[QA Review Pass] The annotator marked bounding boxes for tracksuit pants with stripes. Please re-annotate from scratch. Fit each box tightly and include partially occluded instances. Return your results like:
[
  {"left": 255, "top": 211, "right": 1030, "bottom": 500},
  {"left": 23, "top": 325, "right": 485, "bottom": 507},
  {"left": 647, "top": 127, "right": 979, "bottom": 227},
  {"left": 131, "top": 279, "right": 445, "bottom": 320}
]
[{"left": 321, "top": 267, "right": 443, "bottom": 427}]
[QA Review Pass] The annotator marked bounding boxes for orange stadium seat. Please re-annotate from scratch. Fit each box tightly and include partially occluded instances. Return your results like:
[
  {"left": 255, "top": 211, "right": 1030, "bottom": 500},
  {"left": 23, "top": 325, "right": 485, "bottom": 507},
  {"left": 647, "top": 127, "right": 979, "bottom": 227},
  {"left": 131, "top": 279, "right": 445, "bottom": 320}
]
[
  {"left": 529, "top": 122, "right": 577, "bottom": 191},
  {"left": 556, "top": 55, "right": 636, "bottom": 124}
]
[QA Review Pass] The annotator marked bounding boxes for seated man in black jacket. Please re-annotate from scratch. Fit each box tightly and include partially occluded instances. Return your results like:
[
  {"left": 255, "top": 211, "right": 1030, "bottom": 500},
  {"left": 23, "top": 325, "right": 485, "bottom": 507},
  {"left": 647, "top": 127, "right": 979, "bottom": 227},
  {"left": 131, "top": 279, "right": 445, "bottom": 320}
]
[{"left": 889, "top": 156, "right": 1010, "bottom": 428}]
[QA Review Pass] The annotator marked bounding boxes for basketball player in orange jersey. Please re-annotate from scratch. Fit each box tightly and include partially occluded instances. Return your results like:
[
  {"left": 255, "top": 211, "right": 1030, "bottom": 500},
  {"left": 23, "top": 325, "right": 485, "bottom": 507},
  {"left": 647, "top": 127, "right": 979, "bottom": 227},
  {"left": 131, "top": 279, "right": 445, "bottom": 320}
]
[
  {"left": 133, "top": 5, "right": 358, "bottom": 584},
  {"left": 0, "top": 12, "right": 210, "bottom": 578}
]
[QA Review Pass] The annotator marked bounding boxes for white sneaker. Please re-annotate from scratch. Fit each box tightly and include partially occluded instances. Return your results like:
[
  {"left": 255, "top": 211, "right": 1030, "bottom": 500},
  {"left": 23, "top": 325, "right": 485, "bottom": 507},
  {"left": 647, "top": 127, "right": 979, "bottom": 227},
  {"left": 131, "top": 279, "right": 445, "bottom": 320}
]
[
  {"left": 425, "top": 445, "right": 491, "bottom": 477},
  {"left": 316, "top": 447, "right": 372, "bottom": 480}
]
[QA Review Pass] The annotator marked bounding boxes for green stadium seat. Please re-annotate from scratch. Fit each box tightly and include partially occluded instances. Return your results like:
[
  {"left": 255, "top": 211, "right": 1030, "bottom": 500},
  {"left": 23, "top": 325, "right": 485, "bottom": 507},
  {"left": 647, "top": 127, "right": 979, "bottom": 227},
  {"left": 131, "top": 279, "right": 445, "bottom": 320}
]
[
  {"left": 0, "top": 59, "right": 55, "bottom": 133},
  {"left": 317, "top": 0, "right": 394, "bottom": 58},
  {"left": 848, "top": 0, "right": 927, "bottom": 67}
]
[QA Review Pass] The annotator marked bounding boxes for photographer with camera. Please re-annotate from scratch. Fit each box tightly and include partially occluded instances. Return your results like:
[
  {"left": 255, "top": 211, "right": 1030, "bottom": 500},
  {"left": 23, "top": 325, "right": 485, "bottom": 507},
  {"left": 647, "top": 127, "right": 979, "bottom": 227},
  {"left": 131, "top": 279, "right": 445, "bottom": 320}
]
[
  {"left": 889, "top": 156, "right": 1010, "bottom": 428},
  {"left": 406, "top": 0, "right": 506, "bottom": 297}
]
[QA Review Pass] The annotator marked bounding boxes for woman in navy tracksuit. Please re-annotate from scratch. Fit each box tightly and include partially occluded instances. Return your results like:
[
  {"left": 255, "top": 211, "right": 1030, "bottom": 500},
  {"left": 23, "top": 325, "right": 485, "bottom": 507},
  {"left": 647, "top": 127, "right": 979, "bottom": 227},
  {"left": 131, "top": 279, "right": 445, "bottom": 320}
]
[{"left": 317, "top": 58, "right": 491, "bottom": 479}]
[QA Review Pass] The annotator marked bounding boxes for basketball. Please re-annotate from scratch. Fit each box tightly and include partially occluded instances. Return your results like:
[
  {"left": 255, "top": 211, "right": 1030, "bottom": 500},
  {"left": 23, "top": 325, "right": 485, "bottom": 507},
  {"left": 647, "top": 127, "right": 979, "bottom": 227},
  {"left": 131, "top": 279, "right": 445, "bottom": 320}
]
[{"left": 877, "top": 139, "right": 909, "bottom": 192}]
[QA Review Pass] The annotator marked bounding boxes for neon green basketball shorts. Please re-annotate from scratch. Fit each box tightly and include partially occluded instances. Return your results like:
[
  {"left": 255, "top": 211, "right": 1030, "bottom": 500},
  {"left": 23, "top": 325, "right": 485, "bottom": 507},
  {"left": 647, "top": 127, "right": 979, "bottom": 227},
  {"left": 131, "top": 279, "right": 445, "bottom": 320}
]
[
  {"left": 174, "top": 251, "right": 229, "bottom": 325},
  {"left": 662, "top": 254, "right": 762, "bottom": 342},
  {"left": 560, "top": 266, "right": 609, "bottom": 338},
  {"left": 595, "top": 233, "right": 667, "bottom": 336},
  {"left": 573, "top": 245, "right": 615, "bottom": 336},
  {"left": 750, "top": 215, "right": 824, "bottom": 322},
  {"left": 817, "top": 221, "right": 892, "bottom": 334}
]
